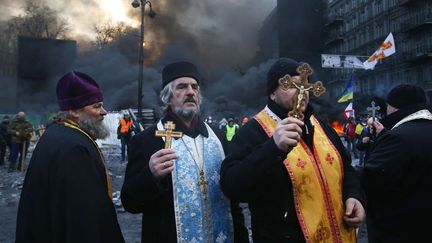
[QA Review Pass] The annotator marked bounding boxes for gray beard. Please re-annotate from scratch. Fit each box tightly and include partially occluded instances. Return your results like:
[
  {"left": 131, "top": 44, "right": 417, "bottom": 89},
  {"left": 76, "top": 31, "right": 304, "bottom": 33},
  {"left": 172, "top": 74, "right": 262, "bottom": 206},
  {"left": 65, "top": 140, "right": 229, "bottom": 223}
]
[
  {"left": 174, "top": 106, "right": 199, "bottom": 120},
  {"left": 78, "top": 116, "right": 110, "bottom": 140}
]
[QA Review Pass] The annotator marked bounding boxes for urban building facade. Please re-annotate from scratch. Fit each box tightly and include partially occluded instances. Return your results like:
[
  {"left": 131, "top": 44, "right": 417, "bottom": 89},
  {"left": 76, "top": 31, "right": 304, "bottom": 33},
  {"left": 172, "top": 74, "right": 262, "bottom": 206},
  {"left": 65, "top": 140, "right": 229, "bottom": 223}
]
[
  {"left": 255, "top": 0, "right": 324, "bottom": 75},
  {"left": 256, "top": 0, "right": 432, "bottom": 114},
  {"left": 254, "top": 8, "right": 279, "bottom": 64},
  {"left": 277, "top": 0, "right": 325, "bottom": 71},
  {"left": 323, "top": 0, "right": 432, "bottom": 104}
]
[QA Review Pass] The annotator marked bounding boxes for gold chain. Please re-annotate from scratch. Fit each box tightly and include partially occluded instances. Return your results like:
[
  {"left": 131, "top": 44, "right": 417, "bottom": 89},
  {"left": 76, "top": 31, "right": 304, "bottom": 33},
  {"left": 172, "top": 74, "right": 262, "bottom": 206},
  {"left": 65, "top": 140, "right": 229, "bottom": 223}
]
[
  {"left": 63, "top": 119, "right": 113, "bottom": 199},
  {"left": 180, "top": 136, "right": 208, "bottom": 200}
]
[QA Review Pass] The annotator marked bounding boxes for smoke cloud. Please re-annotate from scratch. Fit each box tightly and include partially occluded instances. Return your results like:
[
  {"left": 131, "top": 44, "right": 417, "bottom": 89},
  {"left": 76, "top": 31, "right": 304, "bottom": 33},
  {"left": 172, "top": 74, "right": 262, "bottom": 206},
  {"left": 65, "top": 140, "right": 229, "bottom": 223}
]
[
  {"left": 0, "top": 0, "right": 278, "bottom": 119},
  {"left": 0, "top": 0, "right": 275, "bottom": 67},
  {"left": 0, "top": 0, "right": 397, "bottom": 125},
  {"left": 4, "top": 0, "right": 374, "bottom": 124}
]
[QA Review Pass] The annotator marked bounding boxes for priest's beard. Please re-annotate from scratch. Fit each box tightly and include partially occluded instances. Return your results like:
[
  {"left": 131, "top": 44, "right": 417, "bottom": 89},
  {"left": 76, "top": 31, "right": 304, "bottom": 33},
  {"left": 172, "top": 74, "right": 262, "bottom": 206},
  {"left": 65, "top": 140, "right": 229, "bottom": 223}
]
[
  {"left": 174, "top": 106, "right": 200, "bottom": 120},
  {"left": 173, "top": 95, "right": 201, "bottom": 120},
  {"left": 78, "top": 114, "right": 110, "bottom": 140}
]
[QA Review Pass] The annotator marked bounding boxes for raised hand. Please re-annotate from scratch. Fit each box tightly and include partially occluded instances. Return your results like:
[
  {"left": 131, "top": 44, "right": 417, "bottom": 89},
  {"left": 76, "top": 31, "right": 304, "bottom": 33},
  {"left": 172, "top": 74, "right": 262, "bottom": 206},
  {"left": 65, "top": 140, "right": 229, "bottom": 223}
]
[{"left": 273, "top": 117, "right": 304, "bottom": 152}]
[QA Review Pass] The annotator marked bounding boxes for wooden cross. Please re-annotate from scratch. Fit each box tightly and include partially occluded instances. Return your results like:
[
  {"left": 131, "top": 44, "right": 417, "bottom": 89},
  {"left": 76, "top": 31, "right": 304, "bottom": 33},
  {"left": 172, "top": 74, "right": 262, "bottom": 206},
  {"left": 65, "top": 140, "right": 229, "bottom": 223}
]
[
  {"left": 155, "top": 121, "right": 183, "bottom": 149},
  {"left": 278, "top": 63, "right": 326, "bottom": 120},
  {"left": 367, "top": 101, "right": 381, "bottom": 122},
  {"left": 198, "top": 170, "right": 209, "bottom": 201}
]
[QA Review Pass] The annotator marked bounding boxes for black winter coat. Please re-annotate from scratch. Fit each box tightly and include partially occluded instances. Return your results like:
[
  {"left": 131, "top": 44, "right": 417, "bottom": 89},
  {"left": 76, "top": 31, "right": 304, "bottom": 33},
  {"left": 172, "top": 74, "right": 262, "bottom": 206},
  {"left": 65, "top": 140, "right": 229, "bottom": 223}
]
[
  {"left": 364, "top": 105, "right": 432, "bottom": 243},
  {"left": 220, "top": 101, "right": 365, "bottom": 243},
  {"left": 16, "top": 123, "right": 124, "bottom": 243},
  {"left": 0, "top": 123, "right": 11, "bottom": 145},
  {"left": 121, "top": 112, "right": 249, "bottom": 243}
]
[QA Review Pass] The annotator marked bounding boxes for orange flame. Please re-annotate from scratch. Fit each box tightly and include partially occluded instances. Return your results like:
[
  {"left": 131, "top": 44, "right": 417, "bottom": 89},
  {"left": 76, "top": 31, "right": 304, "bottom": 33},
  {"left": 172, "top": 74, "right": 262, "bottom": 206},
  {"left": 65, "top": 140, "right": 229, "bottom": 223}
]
[{"left": 331, "top": 121, "right": 345, "bottom": 137}]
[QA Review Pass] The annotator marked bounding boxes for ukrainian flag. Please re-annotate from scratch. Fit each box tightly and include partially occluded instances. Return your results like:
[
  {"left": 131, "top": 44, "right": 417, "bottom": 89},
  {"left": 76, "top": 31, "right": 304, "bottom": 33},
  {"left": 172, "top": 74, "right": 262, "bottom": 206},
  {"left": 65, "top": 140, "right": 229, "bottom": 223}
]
[{"left": 337, "top": 73, "right": 355, "bottom": 103}]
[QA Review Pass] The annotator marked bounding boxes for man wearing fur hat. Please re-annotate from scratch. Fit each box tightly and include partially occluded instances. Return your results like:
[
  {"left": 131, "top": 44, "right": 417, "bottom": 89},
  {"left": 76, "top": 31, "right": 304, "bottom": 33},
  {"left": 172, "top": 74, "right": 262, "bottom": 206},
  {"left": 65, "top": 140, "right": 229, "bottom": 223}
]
[
  {"left": 16, "top": 71, "right": 125, "bottom": 243},
  {"left": 220, "top": 58, "right": 365, "bottom": 242},
  {"left": 121, "top": 61, "right": 248, "bottom": 242},
  {"left": 364, "top": 84, "right": 432, "bottom": 243}
]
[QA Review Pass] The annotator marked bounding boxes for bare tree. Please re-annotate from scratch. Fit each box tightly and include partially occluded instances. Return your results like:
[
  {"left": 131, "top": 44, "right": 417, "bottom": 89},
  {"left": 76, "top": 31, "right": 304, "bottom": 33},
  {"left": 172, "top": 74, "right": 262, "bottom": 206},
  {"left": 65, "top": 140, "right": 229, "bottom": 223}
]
[
  {"left": 93, "top": 22, "right": 127, "bottom": 49},
  {"left": 0, "top": 1, "right": 70, "bottom": 77},
  {"left": 6, "top": 1, "right": 69, "bottom": 40}
]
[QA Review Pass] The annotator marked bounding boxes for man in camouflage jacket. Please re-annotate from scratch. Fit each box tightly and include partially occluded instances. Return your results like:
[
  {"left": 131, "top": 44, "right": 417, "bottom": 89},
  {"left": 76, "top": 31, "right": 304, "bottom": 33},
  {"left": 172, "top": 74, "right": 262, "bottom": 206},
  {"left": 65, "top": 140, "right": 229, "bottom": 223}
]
[{"left": 8, "top": 112, "right": 33, "bottom": 172}]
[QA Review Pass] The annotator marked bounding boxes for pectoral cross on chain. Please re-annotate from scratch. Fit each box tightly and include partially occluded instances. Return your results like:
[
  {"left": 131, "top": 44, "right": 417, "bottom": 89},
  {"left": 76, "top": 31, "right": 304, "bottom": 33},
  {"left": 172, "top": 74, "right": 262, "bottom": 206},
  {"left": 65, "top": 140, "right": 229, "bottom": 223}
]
[
  {"left": 278, "top": 63, "right": 326, "bottom": 120},
  {"left": 198, "top": 170, "right": 209, "bottom": 201},
  {"left": 367, "top": 101, "right": 381, "bottom": 122},
  {"left": 155, "top": 121, "right": 183, "bottom": 149}
]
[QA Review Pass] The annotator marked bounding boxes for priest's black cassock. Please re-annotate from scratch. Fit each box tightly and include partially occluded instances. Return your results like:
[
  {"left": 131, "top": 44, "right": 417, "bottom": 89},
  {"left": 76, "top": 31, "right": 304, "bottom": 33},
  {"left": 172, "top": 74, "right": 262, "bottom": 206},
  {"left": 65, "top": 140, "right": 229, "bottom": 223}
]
[
  {"left": 15, "top": 123, "right": 124, "bottom": 243},
  {"left": 121, "top": 111, "right": 248, "bottom": 243}
]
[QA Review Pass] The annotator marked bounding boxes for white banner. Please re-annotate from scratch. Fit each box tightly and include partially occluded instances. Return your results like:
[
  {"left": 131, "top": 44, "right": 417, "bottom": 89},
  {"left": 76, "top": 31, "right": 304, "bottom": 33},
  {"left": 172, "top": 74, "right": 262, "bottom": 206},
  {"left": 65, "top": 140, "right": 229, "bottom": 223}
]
[
  {"left": 363, "top": 32, "right": 396, "bottom": 70},
  {"left": 321, "top": 54, "right": 365, "bottom": 69}
]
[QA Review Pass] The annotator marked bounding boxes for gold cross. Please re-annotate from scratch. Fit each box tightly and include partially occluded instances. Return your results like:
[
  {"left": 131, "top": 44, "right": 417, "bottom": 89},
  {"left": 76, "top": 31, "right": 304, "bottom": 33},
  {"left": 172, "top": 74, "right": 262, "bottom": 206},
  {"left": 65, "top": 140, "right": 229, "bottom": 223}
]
[
  {"left": 198, "top": 170, "right": 209, "bottom": 201},
  {"left": 155, "top": 121, "right": 183, "bottom": 149},
  {"left": 278, "top": 63, "right": 326, "bottom": 120}
]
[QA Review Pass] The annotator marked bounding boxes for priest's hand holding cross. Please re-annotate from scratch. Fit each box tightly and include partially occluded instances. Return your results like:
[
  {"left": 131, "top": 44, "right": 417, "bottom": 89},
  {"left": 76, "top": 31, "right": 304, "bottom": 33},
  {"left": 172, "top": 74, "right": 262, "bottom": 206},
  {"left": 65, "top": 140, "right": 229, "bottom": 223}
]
[{"left": 150, "top": 121, "right": 183, "bottom": 179}]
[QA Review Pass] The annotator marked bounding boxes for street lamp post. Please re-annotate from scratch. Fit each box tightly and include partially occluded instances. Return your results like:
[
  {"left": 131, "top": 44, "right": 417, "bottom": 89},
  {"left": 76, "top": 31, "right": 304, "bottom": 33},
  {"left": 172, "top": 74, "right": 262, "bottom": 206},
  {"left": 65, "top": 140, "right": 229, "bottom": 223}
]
[{"left": 131, "top": 0, "right": 156, "bottom": 119}]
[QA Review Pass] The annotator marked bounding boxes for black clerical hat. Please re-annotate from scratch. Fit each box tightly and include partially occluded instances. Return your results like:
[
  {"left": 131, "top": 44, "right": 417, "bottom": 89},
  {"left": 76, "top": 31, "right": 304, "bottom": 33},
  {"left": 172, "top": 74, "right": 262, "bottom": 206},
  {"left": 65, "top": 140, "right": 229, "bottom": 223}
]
[
  {"left": 386, "top": 84, "right": 426, "bottom": 109},
  {"left": 267, "top": 58, "right": 300, "bottom": 95},
  {"left": 162, "top": 61, "right": 200, "bottom": 88}
]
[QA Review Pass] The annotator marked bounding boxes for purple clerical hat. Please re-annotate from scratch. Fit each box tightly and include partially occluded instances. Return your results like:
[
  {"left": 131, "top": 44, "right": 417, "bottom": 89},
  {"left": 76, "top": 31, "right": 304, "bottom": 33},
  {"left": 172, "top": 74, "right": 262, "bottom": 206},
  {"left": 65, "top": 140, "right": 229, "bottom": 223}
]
[{"left": 56, "top": 71, "right": 103, "bottom": 111}]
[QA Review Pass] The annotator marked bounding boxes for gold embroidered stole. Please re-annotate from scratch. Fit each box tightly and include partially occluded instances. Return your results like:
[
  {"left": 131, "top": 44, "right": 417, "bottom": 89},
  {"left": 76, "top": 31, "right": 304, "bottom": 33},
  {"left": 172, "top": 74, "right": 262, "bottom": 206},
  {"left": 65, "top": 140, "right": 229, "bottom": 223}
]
[
  {"left": 63, "top": 119, "right": 113, "bottom": 199},
  {"left": 255, "top": 110, "right": 355, "bottom": 243}
]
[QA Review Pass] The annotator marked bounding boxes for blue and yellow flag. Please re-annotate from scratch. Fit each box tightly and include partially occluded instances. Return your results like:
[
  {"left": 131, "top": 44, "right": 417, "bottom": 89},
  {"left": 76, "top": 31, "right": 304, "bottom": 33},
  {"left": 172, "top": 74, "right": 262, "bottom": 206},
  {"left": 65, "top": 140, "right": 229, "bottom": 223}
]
[{"left": 337, "top": 73, "right": 355, "bottom": 103}]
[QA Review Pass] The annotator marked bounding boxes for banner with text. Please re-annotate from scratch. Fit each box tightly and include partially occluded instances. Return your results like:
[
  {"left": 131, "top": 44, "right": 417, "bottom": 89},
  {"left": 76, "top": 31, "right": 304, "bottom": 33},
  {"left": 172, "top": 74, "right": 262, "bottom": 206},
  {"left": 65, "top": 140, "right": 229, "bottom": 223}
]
[{"left": 321, "top": 54, "right": 365, "bottom": 69}]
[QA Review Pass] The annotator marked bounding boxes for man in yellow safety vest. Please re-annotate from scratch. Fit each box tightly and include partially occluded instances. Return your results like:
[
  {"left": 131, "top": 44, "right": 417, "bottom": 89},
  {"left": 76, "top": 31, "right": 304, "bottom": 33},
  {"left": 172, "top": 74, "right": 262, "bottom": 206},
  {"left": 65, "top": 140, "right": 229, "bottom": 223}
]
[{"left": 225, "top": 118, "right": 238, "bottom": 144}]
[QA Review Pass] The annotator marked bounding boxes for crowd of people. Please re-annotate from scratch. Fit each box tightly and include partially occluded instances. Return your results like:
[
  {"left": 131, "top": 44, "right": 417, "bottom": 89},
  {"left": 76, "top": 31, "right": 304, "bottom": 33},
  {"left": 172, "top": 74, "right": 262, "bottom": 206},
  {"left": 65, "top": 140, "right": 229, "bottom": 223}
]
[
  {"left": 3, "top": 58, "right": 430, "bottom": 243},
  {"left": 340, "top": 113, "right": 385, "bottom": 168},
  {"left": 0, "top": 112, "right": 34, "bottom": 172}
]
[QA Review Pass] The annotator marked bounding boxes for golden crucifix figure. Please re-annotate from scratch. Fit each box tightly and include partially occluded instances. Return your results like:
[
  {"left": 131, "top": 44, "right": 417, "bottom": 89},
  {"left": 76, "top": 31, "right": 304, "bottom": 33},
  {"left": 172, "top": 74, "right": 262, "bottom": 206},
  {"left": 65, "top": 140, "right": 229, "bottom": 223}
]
[
  {"left": 277, "top": 63, "right": 326, "bottom": 120},
  {"left": 155, "top": 121, "right": 183, "bottom": 149}
]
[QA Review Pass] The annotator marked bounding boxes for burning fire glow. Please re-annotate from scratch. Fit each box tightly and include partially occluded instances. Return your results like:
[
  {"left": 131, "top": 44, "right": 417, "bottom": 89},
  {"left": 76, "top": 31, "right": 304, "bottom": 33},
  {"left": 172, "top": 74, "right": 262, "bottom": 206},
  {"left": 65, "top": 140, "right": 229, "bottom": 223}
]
[
  {"left": 100, "top": 0, "right": 138, "bottom": 27},
  {"left": 331, "top": 121, "right": 345, "bottom": 137}
]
